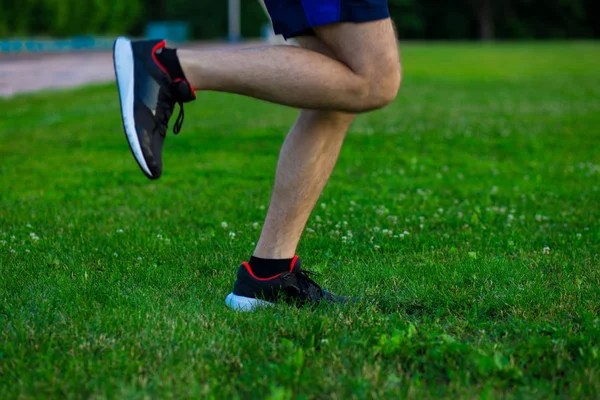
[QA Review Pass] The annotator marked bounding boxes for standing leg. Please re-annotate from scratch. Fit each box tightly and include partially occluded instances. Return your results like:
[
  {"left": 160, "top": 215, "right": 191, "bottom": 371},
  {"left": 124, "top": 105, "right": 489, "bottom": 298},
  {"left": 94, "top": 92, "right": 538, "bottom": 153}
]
[
  {"left": 254, "top": 107, "right": 355, "bottom": 259},
  {"left": 252, "top": 20, "right": 401, "bottom": 260},
  {"left": 225, "top": 23, "right": 401, "bottom": 309},
  {"left": 253, "top": 38, "right": 355, "bottom": 259}
]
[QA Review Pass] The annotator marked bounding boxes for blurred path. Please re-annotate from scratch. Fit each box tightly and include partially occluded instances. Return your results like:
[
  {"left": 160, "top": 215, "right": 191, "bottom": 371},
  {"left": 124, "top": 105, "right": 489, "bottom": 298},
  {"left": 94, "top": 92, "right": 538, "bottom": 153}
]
[
  {"left": 0, "top": 51, "right": 114, "bottom": 97},
  {"left": 0, "top": 41, "right": 262, "bottom": 98}
]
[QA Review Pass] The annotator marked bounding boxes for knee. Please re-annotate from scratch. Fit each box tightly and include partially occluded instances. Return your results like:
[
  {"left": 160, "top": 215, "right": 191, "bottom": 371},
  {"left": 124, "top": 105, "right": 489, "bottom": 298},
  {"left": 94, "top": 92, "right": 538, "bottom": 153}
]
[
  {"left": 365, "top": 63, "right": 402, "bottom": 111},
  {"left": 373, "top": 64, "right": 402, "bottom": 109},
  {"left": 353, "top": 61, "right": 402, "bottom": 113}
]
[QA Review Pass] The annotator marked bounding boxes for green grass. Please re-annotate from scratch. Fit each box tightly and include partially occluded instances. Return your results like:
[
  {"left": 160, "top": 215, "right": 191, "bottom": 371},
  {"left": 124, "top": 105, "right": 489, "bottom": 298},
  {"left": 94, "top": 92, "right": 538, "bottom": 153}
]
[{"left": 1, "top": 42, "right": 600, "bottom": 399}]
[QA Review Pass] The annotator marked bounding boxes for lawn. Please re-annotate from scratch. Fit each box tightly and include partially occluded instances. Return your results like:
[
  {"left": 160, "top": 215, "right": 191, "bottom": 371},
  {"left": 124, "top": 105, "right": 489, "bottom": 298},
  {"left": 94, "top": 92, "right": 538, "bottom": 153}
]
[{"left": 1, "top": 42, "right": 599, "bottom": 399}]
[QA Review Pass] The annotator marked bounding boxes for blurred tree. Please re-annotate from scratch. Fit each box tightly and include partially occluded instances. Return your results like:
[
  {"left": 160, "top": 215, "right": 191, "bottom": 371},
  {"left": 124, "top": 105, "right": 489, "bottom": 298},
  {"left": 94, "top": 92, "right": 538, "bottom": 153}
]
[
  {"left": 395, "top": 0, "right": 595, "bottom": 40},
  {"left": 469, "top": 0, "right": 495, "bottom": 40},
  {"left": 142, "top": 0, "right": 265, "bottom": 39},
  {"left": 0, "top": 0, "right": 597, "bottom": 40},
  {"left": 0, "top": 0, "right": 142, "bottom": 37},
  {"left": 584, "top": 0, "right": 600, "bottom": 37},
  {"left": 497, "top": 0, "right": 591, "bottom": 38},
  {"left": 388, "top": 0, "right": 424, "bottom": 38}
]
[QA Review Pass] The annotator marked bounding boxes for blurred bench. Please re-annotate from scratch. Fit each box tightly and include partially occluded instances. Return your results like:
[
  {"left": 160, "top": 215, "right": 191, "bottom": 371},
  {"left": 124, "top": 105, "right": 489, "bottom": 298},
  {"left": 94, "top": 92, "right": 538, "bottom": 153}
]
[
  {"left": 0, "top": 23, "right": 189, "bottom": 53},
  {"left": 145, "top": 22, "right": 189, "bottom": 44},
  {"left": 0, "top": 36, "right": 114, "bottom": 53}
]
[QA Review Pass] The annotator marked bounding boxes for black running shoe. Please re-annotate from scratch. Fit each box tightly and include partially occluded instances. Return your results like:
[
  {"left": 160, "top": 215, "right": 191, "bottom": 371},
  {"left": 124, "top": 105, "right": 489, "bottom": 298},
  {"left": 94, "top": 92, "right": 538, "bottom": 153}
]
[
  {"left": 113, "top": 37, "right": 196, "bottom": 180},
  {"left": 225, "top": 256, "right": 347, "bottom": 311}
]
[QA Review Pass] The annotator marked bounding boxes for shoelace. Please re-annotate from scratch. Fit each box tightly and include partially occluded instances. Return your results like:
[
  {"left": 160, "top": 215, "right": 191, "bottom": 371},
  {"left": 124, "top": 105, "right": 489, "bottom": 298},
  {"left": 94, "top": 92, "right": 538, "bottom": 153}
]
[
  {"left": 295, "top": 269, "right": 324, "bottom": 299},
  {"left": 158, "top": 98, "right": 185, "bottom": 136},
  {"left": 173, "top": 102, "right": 184, "bottom": 134}
]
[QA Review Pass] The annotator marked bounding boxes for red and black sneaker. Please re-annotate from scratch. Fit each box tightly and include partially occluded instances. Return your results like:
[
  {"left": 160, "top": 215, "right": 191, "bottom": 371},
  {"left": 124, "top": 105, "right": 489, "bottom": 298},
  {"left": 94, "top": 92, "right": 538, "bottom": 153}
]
[
  {"left": 225, "top": 256, "right": 348, "bottom": 311},
  {"left": 113, "top": 37, "right": 196, "bottom": 180}
]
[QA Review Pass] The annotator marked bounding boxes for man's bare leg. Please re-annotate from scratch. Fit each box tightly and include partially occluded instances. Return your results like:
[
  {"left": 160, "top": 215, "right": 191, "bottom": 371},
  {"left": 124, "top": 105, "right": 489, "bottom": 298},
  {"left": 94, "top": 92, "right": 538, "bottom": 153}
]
[
  {"left": 254, "top": 108, "right": 355, "bottom": 258},
  {"left": 178, "top": 19, "right": 400, "bottom": 113},
  {"left": 208, "top": 19, "right": 401, "bottom": 309},
  {"left": 180, "top": 20, "right": 401, "bottom": 258},
  {"left": 252, "top": 26, "right": 400, "bottom": 259},
  {"left": 253, "top": 37, "right": 356, "bottom": 259}
]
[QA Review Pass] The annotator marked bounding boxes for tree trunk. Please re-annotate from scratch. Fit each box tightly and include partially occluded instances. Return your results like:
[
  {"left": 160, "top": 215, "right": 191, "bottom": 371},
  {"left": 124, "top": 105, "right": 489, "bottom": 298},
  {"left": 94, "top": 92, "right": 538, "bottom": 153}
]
[{"left": 478, "top": 0, "right": 495, "bottom": 40}]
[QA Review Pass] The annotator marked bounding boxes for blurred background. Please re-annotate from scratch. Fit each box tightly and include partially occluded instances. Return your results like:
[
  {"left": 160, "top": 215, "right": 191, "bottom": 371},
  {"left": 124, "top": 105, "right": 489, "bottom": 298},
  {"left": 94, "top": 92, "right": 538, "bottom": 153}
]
[
  {"left": 1, "top": 0, "right": 598, "bottom": 96},
  {"left": 0, "top": 0, "right": 598, "bottom": 43}
]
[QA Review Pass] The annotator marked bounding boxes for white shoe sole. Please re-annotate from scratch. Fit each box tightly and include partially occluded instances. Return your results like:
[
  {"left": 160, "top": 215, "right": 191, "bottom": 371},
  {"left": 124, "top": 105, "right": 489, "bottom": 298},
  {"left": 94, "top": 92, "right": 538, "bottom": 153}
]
[
  {"left": 113, "top": 37, "right": 153, "bottom": 178},
  {"left": 225, "top": 293, "right": 273, "bottom": 312}
]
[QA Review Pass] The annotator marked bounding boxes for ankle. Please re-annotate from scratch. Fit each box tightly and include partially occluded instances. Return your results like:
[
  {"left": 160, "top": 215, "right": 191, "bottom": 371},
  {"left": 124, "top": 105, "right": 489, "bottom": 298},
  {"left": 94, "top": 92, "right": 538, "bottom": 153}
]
[
  {"left": 176, "top": 50, "right": 203, "bottom": 90},
  {"left": 155, "top": 47, "right": 187, "bottom": 81},
  {"left": 248, "top": 256, "right": 294, "bottom": 278}
]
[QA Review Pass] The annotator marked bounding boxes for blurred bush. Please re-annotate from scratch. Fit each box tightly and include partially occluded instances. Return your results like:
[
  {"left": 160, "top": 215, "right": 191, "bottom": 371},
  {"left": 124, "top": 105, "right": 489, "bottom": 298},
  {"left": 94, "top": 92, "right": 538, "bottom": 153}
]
[
  {"left": 144, "top": 0, "right": 266, "bottom": 40},
  {"left": 0, "top": 0, "right": 598, "bottom": 40},
  {"left": 390, "top": 0, "right": 598, "bottom": 40},
  {"left": 0, "top": 0, "right": 143, "bottom": 37}
]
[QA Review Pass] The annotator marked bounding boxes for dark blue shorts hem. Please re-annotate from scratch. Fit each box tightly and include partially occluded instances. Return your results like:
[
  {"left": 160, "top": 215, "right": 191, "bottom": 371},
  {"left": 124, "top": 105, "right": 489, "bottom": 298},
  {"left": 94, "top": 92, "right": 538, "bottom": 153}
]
[{"left": 266, "top": 1, "right": 390, "bottom": 40}]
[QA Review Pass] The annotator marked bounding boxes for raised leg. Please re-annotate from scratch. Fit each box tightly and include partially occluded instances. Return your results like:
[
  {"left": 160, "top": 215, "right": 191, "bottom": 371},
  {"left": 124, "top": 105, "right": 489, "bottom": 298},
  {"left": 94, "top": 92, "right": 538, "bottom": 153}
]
[{"left": 178, "top": 19, "right": 400, "bottom": 113}]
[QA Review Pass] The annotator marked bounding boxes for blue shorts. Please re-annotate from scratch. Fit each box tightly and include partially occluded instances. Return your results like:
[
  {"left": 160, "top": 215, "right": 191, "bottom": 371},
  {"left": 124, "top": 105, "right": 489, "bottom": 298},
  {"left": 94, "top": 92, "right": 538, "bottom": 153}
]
[{"left": 263, "top": 0, "right": 390, "bottom": 39}]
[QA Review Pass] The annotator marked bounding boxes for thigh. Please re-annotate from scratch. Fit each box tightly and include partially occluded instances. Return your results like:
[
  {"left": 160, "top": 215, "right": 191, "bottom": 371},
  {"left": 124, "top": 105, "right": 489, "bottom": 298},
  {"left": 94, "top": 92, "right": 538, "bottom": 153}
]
[
  {"left": 296, "top": 36, "right": 357, "bottom": 122},
  {"left": 313, "top": 19, "right": 400, "bottom": 78},
  {"left": 296, "top": 36, "right": 336, "bottom": 59}
]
